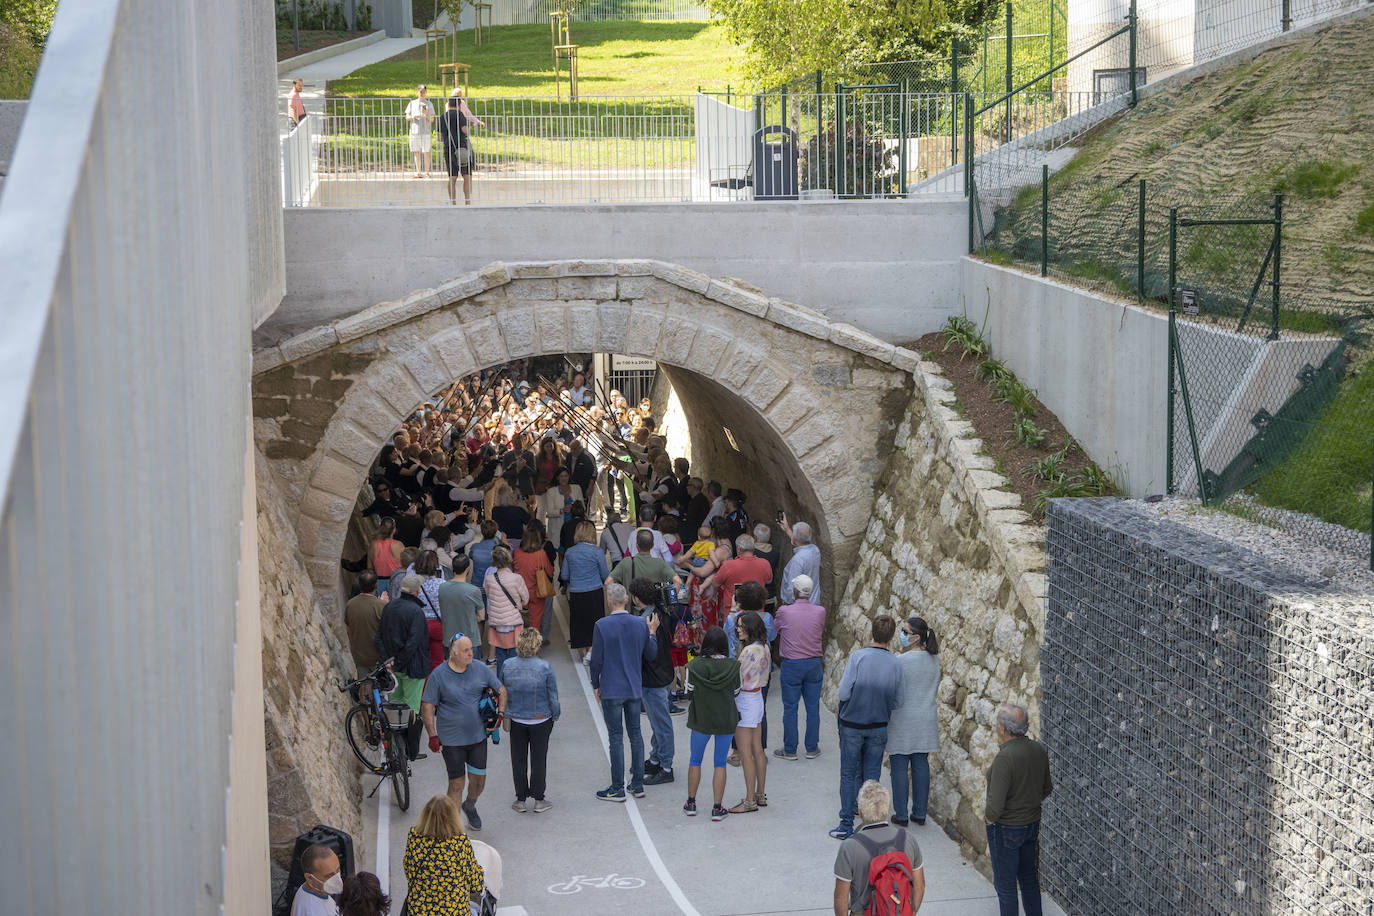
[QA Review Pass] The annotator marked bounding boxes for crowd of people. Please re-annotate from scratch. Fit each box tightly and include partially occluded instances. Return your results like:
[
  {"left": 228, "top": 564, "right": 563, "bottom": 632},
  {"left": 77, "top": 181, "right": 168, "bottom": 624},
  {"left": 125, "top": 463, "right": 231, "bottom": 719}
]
[{"left": 331, "top": 355, "right": 1053, "bottom": 916}]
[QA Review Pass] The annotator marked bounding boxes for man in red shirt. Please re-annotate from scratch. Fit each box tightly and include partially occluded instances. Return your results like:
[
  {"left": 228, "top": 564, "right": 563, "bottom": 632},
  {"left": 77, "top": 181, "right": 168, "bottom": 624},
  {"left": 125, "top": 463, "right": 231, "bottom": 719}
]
[{"left": 710, "top": 533, "right": 773, "bottom": 606}]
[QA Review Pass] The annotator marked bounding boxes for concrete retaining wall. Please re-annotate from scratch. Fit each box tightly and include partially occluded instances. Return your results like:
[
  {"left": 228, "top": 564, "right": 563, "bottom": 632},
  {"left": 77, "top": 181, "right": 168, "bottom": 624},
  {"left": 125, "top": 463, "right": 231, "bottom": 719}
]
[
  {"left": 825, "top": 358, "right": 1048, "bottom": 872},
  {"left": 1043, "top": 498, "right": 1374, "bottom": 914},
  {"left": 276, "top": 29, "right": 386, "bottom": 76},
  {"left": 275, "top": 198, "right": 967, "bottom": 343},
  {"left": 961, "top": 258, "right": 1339, "bottom": 498}
]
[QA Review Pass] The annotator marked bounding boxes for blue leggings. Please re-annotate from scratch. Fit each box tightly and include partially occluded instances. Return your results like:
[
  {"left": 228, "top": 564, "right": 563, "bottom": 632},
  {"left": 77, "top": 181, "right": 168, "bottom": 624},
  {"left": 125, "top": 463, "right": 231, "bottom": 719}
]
[{"left": 689, "top": 731, "right": 732, "bottom": 768}]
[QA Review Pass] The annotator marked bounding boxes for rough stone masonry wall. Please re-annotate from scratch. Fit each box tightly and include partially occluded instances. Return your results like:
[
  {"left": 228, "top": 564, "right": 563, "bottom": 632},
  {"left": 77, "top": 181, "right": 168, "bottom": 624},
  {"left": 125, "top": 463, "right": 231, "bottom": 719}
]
[
  {"left": 1044, "top": 499, "right": 1374, "bottom": 916},
  {"left": 824, "top": 359, "right": 1048, "bottom": 870},
  {"left": 257, "top": 452, "right": 365, "bottom": 879}
]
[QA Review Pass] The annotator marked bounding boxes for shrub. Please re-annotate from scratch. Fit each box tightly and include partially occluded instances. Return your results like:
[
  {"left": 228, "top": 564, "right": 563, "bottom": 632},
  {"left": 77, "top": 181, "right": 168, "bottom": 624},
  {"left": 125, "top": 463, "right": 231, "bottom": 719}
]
[
  {"left": 994, "top": 377, "right": 1038, "bottom": 416},
  {"left": 1011, "top": 415, "right": 1047, "bottom": 448},
  {"left": 941, "top": 315, "right": 987, "bottom": 360}
]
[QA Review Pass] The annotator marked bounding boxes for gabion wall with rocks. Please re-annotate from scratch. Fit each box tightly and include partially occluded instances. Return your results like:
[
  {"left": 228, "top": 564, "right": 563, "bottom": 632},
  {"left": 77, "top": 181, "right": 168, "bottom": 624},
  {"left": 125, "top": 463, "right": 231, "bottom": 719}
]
[
  {"left": 825, "top": 359, "right": 1049, "bottom": 869},
  {"left": 1044, "top": 498, "right": 1374, "bottom": 915}
]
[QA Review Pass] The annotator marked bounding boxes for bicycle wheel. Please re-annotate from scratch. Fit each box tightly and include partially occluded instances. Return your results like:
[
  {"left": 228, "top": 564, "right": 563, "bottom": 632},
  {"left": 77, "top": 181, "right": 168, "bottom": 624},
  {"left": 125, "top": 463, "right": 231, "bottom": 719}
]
[
  {"left": 386, "top": 730, "right": 411, "bottom": 812},
  {"left": 345, "top": 704, "right": 386, "bottom": 774}
]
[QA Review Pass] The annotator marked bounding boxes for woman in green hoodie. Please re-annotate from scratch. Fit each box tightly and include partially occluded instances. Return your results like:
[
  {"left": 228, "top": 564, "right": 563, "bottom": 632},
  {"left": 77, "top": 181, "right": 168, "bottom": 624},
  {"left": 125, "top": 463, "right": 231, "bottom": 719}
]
[{"left": 683, "top": 626, "right": 740, "bottom": 822}]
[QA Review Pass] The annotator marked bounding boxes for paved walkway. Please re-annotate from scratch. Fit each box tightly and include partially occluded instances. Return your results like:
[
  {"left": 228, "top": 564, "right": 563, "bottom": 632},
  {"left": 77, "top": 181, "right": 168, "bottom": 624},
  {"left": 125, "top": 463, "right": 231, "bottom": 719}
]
[
  {"left": 358, "top": 603, "right": 1066, "bottom": 916},
  {"left": 281, "top": 35, "right": 424, "bottom": 82}
]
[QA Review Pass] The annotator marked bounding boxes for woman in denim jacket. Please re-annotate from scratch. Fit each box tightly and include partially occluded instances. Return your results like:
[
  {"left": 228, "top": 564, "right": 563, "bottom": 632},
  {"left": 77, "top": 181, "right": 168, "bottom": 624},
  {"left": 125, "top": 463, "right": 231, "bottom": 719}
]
[{"left": 502, "top": 627, "right": 560, "bottom": 813}]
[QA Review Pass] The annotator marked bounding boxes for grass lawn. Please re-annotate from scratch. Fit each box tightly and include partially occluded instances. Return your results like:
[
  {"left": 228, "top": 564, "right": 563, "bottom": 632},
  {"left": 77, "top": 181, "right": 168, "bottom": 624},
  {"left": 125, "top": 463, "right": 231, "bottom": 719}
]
[
  {"left": 329, "top": 20, "right": 741, "bottom": 98},
  {"left": 278, "top": 28, "right": 361, "bottom": 62},
  {"left": 0, "top": 21, "right": 40, "bottom": 99}
]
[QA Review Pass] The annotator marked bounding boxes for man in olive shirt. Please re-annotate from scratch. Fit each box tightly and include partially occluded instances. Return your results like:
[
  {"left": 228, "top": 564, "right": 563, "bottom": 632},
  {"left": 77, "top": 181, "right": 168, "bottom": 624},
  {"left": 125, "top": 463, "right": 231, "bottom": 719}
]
[
  {"left": 606, "top": 529, "right": 684, "bottom": 590},
  {"left": 984, "top": 703, "right": 1052, "bottom": 916},
  {"left": 344, "top": 571, "right": 385, "bottom": 674}
]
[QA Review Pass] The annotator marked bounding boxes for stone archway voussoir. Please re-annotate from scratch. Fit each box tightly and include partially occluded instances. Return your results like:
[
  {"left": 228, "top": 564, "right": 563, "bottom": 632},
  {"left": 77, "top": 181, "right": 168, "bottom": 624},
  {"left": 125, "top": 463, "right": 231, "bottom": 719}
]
[
  {"left": 534, "top": 305, "right": 570, "bottom": 354},
  {"left": 430, "top": 327, "right": 479, "bottom": 380},
  {"left": 496, "top": 308, "right": 539, "bottom": 359},
  {"left": 595, "top": 303, "right": 631, "bottom": 354}
]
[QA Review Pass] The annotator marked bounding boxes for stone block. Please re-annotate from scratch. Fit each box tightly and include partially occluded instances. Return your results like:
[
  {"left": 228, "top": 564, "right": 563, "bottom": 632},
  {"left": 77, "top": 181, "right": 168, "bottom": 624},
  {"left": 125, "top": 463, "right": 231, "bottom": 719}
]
[
  {"left": 890, "top": 347, "right": 920, "bottom": 373},
  {"left": 562, "top": 259, "right": 617, "bottom": 276},
  {"left": 336, "top": 290, "right": 441, "bottom": 342},
  {"left": 463, "top": 317, "right": 508, "bottom": 366},
  {"left": 341, "top": 387, "right": 400, "bottom": 441},
  {"left": 279, "top": 326, "right": 340, "bottom": 365},
  {"left": 311, "top": 452, "right": 365, "bottom": 500},
  {"left": 812, "top": 364, "right": 852, "bottom": 387},
  {"left": 254, "top": 347, "right": 285, "bottom": 375},
  {"left": 967, "top": 469, "right": 1008, "bottom": 492},
  {"left": 766, "top": 387, "right": 813, "bottom": 434},
  {"left": 298, "top": 488, "right": 354, "bottom": 525},
  {"left": 617, "top": 275, "right": 668, "bottom": 300},
  {"left": 365, "top": 359, "right": 426, "bottom": 416},
  {"left": 394, "top": 345, "right": 449, "bottom": 397},
  {"left": 321, "top": 422, "right": 382, "bottom": 469},
  {"left": 506, "top": 261, "right": 565, "bottom": 279},
  {"left": 787, "top": 415, "right": 834, "bottom": 458},
  {"left": 650, "top": 261, "right": 711, "bottom": 294},
  {"left": 829, "top": 323, "right": 896, "bottom": 364},
  {"left": 655, "top": 314, "right": 698, "bottom": 367},
  {"left": 504, "top": 278, "right": 557, "bottom": 300},
  {"left": 704, "top": 279, "right": 769, "bottom": 317},
  {"left": 615, "top": 259, "right": 656, "bottom": 276},
  {"left": 718, "top": 345, "right": 765, "bottom": 390},
  {"left": 568, "top": 306, "right": 598, "bottom": 352},
  {"left": 535, "top": 306, "right": 569, "bottom": 354},
  {"left": 430, "top": 327, "right": 477, "bottom": 380},
  {"left": 596, "top": 303, "right": 631, "bottom": 354},
  {"left": 684, "top": 327, "right": 730, "bottom": 377},
  {"left": 496, "top": 308, "right": 538, "bottom": 359},
  {"left": 557, "top": 276, "right": 617, "bottom": 300},
  {"left": 305, "top": 558, "right": 339, "bottom": 589},
  {"left": 478, "top": 262, "right": 511, "bottom": 289},
  {"left": 434, "top": 273, "right": 487, "bottom": 307},
  {"left": 626, "top": 302, "right": 668, "bottom": 357},
  {"left": 766, "top": 299, "right": 831, "bottom": 340},
  {"left": 852, "top": 367, "right": 903, "bottom": 389},
  {"left": 743, "top": 365, "right": 788, "bottom": 412}
]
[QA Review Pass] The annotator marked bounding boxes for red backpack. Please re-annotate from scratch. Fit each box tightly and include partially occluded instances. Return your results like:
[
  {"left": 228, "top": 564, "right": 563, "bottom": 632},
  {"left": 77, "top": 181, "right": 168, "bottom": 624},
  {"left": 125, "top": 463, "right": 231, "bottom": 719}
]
[{"left": 854, "top": 829, "right": 917, "bottom": 916}]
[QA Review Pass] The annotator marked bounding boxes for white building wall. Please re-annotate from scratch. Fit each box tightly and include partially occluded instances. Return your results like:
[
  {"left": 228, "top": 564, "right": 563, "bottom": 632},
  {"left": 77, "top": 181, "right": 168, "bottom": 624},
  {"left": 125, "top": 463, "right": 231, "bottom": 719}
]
[{"left": 0, "top": 0, "right": 283, "bottom": 912}]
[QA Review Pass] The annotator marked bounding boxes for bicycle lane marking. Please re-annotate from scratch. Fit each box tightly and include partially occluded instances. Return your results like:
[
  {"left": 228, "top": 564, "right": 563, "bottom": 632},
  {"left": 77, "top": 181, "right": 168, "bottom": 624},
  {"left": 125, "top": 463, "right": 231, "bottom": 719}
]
[
  {"left": 570, "top": 643, "right": 704, "bottom": 916},
  {"left": 375, "top": 777, "right": 391, "bottom": 894}
]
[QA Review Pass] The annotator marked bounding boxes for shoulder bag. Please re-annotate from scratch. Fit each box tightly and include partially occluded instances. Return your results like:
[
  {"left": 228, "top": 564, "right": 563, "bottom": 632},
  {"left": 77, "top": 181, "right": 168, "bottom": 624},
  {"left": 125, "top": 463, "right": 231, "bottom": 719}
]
[{"left": 534, "top": 562, "right": 557, "bottom": 598}]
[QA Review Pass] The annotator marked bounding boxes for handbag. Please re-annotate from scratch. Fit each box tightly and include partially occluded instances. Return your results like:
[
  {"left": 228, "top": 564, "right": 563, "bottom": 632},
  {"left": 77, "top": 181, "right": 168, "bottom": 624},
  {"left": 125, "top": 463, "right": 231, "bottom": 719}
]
[{"left": 534, "top": 565, "right": 556, "bottom": 598}]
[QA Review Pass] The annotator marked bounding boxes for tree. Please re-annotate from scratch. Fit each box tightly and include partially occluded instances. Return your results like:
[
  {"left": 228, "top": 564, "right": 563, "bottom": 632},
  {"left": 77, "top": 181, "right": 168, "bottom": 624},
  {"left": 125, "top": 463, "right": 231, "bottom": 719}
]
[
  {"left": 707, "top": 0, "right": 1000, "bottom": 88},
  {"left": 0, "top": 0, "right": 58, "bottom": 51}
]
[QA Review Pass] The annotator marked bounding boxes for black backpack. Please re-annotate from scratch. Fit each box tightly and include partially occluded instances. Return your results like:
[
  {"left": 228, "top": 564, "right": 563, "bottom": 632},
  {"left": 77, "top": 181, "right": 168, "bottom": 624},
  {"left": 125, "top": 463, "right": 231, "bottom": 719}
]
[{"left": 271, "top": 824, "right": 356, "bottom": 916}]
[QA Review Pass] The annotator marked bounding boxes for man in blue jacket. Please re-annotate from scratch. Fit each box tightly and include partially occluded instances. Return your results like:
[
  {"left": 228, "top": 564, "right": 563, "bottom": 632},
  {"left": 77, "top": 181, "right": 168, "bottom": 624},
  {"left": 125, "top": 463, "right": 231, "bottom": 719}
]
[
  {"left": 590, "top": 582, "right": 660, "bottom": 802},
  {"left": 830, "top": 614, "right": 904, "bottom": 839}
]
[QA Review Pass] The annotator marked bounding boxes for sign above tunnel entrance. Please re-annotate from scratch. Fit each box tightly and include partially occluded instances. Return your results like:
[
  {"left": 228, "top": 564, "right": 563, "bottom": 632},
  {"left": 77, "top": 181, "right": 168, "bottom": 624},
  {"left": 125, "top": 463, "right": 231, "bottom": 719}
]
[{"left": 612, "top": 354, "right": 656, "bottom": 372}]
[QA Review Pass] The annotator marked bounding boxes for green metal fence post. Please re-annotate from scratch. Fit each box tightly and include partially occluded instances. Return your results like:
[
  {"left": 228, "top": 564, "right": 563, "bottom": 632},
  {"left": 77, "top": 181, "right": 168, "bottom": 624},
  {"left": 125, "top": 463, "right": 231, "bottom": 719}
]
[
  {"left": 950, "top": 37, "right": 959, "bottom": 168},
  {"left": 1137, "top": 178, "right": 1146, "bottom": 303},
  {"left": 1041, "top": 164, "right": 1049, "bottom": 277},
  {"left": 1005, "top": 2, "right": 1014, "bottom": 143},
  {"left": 965, "top": 93, "right": 974, "bottom": 253},
  {"left": 836, "top": 84, "right": 846, "bottom": 197},
  {"left": 1128, "top": 0, "right": 1138, "bottom": 107},
  {"left": 898, "top": 79, "right": 909, "bottom": 197},
  {"left": 1282, "top": 0, "right": 1292, "bottom": 30},
  {"left": 815, "top": 69, "right": 823, "bottom": 186},
  {"left": 1270, "top": 193, "right": 1283, "bottom": 340},
  {"left": 1167, "top": 207, "right": 1177, "bottom": 494}
]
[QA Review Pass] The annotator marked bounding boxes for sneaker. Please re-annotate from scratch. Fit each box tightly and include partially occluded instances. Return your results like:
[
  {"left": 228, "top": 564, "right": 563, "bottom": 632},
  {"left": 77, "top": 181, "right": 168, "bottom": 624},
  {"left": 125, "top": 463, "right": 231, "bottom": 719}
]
[
  {"left": 727, "top": 797, "right": 758, "bottom": 814},
  {"left": 643, "top": 769, "right": 675, "bottom": 786},
  {"left": 644, "top": 760, "right": 662, "bottom": 777},
  {"left": 531, "top": 799, "right": 553, "bottom": 813},
  {"left": 669, "top": 703, "right": 686, "bottom": 715},
  {"left": 773, "top": 748, "right": 798, "bottom": 761},
  {"left": 462, "top": 800, "right": 482, "bottom": 831},
  {"left": 828, "top": 825, "right": 854, "bottom": 840},
  {"left": 683, "top": 798, "right": 698, "bottom": 816},
  {"left": 596, "top": 787, "right": 627, "bottom": 803},
  {"left": 913, "top": 817, "right": 927, "bottom": 826},
  {"left": 629, "top": 785, "right": 646, "bottom": 798},
  {"left": 805, "top": 748, "right": 822, "bottom": 759},
  {"left": 512, "top": 799, "right": 528, "bottom": 813},
  {"left": 710, "top": 804, "right": 729, "bottom": 822}
]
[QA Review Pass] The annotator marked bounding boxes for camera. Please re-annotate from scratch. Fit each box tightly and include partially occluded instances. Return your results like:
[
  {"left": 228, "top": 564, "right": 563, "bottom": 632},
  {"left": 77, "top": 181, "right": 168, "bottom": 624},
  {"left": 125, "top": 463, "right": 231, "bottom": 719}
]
[{"left": 652, "top": 581, "right": 684, "bottom": 607}]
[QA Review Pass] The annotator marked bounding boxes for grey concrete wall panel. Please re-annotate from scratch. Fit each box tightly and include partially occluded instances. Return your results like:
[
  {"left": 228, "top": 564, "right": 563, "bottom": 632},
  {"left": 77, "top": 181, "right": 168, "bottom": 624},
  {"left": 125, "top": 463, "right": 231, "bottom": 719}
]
[
  {"left": 1043, "top": 498, "right": 1374, "bottom": 915},
  {"left": 273, "top": 198, "right": 968, "bottom": 343},
  {"left": 0, "top": 0, "right": 283, "bottom": 911},
  {"left": 377, "top": 0, "right": 415, "bottom": 36}
]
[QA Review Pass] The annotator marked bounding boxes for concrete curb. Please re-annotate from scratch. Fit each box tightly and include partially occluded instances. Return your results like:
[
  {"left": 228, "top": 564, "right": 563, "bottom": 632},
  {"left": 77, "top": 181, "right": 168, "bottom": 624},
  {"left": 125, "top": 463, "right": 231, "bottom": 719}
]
[
  {"left": 252, "top": 259, "right": 922, "bottom": 379},
  {"left": 277, "top": 29, "right": 386, "bottom": 77}
]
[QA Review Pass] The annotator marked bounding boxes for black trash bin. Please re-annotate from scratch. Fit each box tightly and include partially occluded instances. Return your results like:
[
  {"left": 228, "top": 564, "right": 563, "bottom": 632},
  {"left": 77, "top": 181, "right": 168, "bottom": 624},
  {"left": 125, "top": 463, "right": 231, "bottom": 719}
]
[{"left": 753, "top": 125, "right": 798, "bottom": 200}]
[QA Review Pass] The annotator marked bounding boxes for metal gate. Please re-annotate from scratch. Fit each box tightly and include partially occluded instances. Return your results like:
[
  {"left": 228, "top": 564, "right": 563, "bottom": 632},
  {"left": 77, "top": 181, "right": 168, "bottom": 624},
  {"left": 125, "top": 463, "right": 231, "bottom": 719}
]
[{"left": 607, "top": 354, "right": 657, "bottom": 405}]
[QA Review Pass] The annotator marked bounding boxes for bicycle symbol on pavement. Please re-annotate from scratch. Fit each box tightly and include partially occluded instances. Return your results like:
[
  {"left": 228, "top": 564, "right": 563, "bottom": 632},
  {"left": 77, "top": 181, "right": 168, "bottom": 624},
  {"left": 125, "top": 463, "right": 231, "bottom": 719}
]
[{"left": 547, "top": 874, "right": 647, "bottom": 894}]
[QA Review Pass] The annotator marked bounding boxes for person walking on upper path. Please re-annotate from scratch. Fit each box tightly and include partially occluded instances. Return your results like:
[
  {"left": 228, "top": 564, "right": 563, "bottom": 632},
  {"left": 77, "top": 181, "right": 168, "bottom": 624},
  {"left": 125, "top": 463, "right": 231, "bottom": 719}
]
[
  {"left": 985, "top": 703, "right": 1053, "bottom": 916},
  {"left": 830, "top": 615, "right": 904, "bottom": 840},
  {"left": 589, "top": 582, "right": 659, "bottom": 802},
  {"left": 405, "top": 84, "right": 435, "bottom": 178},
  {"left": 888, "top": 615, "right": 941, "bottom": 827},
  {"left": 774, "top": 573, "right": 826, "bottom": 761},
  {"left": 421, "top": 633, "right": 507, "bottom": 831}
]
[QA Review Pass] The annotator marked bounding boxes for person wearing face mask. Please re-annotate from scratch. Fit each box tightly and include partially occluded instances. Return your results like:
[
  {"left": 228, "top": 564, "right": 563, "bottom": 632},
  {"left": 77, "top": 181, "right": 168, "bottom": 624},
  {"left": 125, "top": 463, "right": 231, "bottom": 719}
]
[
  {"left": 291, "top": 845, "right": 343, "bottom": 915},
  {"left": 887, "top": 615, "right": 941, "bottom": 827}
]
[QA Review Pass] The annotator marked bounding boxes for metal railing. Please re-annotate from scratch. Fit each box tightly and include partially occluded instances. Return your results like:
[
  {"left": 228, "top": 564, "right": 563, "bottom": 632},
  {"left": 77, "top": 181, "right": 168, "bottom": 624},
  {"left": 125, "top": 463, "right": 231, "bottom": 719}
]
[
  {"left": 458, "top": 0, "right": 713, "bottom": 25},
  {"left": 281, "top": 114, "right": 317, "bottom": 207},
  {"left": 286, "top": 91, "right": 973, "bottom": 206}
]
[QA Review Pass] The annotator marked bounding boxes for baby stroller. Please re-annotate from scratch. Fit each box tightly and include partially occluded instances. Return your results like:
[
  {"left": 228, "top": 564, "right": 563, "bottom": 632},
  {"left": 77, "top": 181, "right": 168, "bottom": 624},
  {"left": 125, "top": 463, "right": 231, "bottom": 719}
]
[{"left": 469, "top": 839, "right": 502, "bottom": 916}]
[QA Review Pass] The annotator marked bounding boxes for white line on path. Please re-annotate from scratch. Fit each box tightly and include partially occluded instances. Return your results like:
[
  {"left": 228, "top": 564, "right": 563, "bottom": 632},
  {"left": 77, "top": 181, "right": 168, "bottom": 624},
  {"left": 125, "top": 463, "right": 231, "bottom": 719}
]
[
  {"left": 376, "top": 778, "right": 391, "bottom": 894},
  {"left": 570, "top": 639, "right": 703, "bottom": 916}
]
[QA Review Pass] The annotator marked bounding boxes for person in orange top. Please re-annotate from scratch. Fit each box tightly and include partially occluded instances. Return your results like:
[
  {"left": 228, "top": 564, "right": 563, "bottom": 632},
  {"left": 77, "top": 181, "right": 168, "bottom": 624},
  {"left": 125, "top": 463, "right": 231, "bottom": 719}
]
[
  {"left": 511, "top": 526, "right": 555, "bottom": 635},
  {"left": 370, "top": 517, "right": 404, "bottom": 596}
]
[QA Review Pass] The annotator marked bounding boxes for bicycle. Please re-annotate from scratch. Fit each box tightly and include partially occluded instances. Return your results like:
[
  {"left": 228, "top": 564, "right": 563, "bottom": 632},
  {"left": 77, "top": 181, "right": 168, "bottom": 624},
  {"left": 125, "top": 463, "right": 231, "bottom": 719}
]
[{"left": 339, "top": 657, "right": 412, "bottom": 812}]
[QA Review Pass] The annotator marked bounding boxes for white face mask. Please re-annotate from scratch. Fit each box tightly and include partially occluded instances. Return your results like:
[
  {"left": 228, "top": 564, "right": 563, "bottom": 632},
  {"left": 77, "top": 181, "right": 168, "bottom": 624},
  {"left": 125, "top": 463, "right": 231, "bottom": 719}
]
[{"left": 321, "top": 872, "right": 344, "bottom": 895}]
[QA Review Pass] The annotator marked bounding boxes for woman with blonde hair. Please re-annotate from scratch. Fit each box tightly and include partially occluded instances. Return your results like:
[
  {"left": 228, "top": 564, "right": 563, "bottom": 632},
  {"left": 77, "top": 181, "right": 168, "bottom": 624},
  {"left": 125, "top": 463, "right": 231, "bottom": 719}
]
[
  {"left": 559, "top": 519, "right": 609, "bottom": 659},
  {"left": 401, "top": 795, "right": 484, "bottom": 916},
  {"left": 483, "top": 545, "right": 528, "bottom": 680},
  {"left": 502, "top": 627, "right": 560, "bottom": 813}
]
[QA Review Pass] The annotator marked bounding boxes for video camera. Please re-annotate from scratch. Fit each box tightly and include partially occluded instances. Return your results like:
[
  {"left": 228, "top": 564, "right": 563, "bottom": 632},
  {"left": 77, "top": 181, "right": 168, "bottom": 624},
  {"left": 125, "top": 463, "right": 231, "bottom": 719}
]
[{"left": 652, "top": 581, "right": 685, "bottom": 607}]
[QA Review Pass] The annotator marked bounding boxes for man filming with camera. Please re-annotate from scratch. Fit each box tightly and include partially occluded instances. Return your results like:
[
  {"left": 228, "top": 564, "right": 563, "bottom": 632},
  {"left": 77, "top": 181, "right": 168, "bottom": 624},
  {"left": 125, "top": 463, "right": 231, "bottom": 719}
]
[
  {"left": 606, "top": 529, "right": 684, "bottom": 592},
  {"left": 628, "top": 576, "right": 680, "bottom": 787}
]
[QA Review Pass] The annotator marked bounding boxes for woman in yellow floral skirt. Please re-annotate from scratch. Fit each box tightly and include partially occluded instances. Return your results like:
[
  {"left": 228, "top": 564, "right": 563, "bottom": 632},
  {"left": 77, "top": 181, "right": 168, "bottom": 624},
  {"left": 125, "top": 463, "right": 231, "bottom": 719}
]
[{"left": 402, "top": 795, "right": 485, "bottom": 916}]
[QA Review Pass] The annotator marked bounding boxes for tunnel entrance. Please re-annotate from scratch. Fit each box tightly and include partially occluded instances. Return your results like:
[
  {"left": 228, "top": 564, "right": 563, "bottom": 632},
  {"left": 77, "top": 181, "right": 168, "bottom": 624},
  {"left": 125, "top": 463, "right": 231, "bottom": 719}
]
[{"left": 250, "top": 259, "right": 916, "bottom": 620}]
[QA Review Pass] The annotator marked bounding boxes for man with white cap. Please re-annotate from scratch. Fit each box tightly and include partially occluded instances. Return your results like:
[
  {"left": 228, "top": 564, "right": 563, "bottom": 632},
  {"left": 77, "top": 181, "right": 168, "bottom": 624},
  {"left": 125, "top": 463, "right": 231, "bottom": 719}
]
[{"left": 773, "top": 573, "right": 827, "bottom": 760}]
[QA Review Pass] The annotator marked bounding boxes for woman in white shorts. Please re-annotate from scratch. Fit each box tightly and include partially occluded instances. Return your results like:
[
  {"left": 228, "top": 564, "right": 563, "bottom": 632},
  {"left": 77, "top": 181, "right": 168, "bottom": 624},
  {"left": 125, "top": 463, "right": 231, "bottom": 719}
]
[
  {"left": 405, "top": 84, "right": 435, "bottom": 177},
  {"left": 730, "top": 610, "right": 771, "bottom": 813}
]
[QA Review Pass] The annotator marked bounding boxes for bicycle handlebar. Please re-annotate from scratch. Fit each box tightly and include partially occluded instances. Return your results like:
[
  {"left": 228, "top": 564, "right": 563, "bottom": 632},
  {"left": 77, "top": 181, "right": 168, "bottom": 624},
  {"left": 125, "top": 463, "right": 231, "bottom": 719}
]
[{"left": 338, "top": 657, "right": 395, "bottom": 693}]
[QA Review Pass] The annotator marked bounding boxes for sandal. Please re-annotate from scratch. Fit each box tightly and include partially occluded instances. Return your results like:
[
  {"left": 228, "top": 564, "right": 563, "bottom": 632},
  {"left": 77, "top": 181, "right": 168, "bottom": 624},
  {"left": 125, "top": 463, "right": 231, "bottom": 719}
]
[
  {"left": 756, "top": 793, "right": 767, "bottom": 807},
  {"left": 727, "top": 797, "right": 758, "bottom": 814}
]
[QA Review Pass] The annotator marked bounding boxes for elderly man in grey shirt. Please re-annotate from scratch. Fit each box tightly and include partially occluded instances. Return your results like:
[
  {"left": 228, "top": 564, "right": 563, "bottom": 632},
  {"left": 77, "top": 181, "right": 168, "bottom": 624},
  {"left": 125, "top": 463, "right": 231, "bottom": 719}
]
[{"left": 779, "top": 517, "right": 822, "bottom": 605}]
